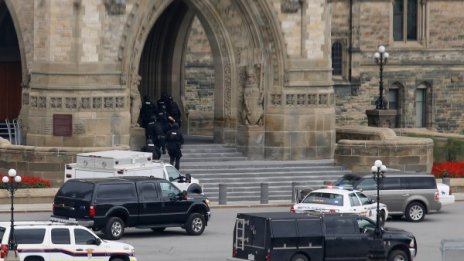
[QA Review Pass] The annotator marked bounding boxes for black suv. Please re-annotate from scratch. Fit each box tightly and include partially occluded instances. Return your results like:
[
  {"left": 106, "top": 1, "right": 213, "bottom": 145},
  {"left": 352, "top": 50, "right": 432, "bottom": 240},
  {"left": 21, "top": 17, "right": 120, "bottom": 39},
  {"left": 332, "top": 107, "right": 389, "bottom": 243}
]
[{"left": 51, "top": 176, "right": 211, "bottom": 239}]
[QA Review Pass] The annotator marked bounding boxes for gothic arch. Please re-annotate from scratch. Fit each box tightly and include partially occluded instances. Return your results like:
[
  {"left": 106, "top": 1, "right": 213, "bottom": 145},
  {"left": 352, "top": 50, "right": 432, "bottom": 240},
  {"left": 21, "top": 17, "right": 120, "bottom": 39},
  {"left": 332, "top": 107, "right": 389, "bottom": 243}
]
[
  {"left": 120, "top": 0, "right": 287, "bottom": 144},
  {"left": 0, "top": 0, "right": 27, "bottom": 85}
]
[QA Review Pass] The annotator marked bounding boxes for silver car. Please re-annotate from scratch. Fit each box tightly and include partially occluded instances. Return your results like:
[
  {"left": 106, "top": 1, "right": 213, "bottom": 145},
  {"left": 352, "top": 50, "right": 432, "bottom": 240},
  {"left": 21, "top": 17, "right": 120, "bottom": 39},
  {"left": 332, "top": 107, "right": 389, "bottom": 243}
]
[{"left": 332, "top": 173, "right": 441, "bottom": 222}]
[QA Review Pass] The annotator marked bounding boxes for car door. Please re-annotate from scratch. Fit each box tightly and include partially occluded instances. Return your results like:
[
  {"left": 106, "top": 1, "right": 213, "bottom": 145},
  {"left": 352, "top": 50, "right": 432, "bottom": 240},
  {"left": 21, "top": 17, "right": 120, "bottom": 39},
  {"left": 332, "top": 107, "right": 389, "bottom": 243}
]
[
  {"left": 49, "top": 227, "right": 73, "bottom": 261},
  {"left": 324, "top": 216, "right": 369, "bottom": 261},
  {"left": 157, "top": 180, "right": 192, "bottom": 224},
  {"left": 347, "top": 192, "right": 363, "bottom": 214},
  {"left": 137, "top": 181, "right": 164, "bottom": 225},
  {"left": 72, "top": 227, "right": 106, "bottom": 261}
]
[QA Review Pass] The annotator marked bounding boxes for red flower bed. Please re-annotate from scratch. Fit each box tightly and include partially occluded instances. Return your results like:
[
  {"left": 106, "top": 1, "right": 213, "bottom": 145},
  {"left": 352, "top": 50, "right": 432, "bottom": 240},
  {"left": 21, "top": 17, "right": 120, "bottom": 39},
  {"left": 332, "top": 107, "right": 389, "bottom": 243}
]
[
  {"left": 0, "top": 172, "right": 51, "bottom": 188},
  {"left": 432, "top": 161, "right": 464, "bottom": 178}
]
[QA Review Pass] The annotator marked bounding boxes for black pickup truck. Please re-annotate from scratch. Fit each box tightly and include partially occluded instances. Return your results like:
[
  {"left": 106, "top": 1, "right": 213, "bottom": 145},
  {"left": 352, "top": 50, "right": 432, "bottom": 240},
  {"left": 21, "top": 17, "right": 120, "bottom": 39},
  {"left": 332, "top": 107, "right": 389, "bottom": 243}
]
[
  {"left": 230, "top": 212, "right": 416, "bottom": 261},
  {"left": 51, "top": 176, "right": 211, "bottom": 239}
]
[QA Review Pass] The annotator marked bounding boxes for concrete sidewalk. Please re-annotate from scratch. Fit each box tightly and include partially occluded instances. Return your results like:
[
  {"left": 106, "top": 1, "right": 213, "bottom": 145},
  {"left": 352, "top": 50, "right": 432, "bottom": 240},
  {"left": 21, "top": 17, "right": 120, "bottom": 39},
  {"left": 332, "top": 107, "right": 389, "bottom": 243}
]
[{"left": 1, "top": 194, "right": 463, "bottom": 213}]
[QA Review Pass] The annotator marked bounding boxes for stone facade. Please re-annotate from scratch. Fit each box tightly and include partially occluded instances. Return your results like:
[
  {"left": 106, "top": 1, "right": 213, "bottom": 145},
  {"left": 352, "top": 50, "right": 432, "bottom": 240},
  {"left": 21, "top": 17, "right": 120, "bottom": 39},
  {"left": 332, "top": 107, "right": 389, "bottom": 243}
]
[
  {"left": 332, "top": 0, "right": 464, "bottom": 133},
  {"left": 0, "top": 0, "right": 335, "bottom": 161}
]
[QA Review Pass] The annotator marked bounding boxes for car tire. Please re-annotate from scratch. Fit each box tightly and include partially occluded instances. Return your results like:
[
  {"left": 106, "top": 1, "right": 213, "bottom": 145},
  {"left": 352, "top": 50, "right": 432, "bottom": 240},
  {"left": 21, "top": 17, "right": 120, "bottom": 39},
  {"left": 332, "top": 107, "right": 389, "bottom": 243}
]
[
  {"left": 291, "top": 253, "right": 309, "bottom": 261},
  {"left": 104, "top": 217, "right": 125, "bottom": 240},
  {"left": 151, "top": 227, "right": 166, "bottom": 233},
  {"left": 388, "top": 249, "right": 409, "bottom": 261},
  {"left": 187, "top": 183, "right": 202, "bottom": 194},
  {"left": 405, "top": 202, "right": 425, "bottom": 222},
  {"left": 185, "top": 213, "right": 206, "bottom": 235}
]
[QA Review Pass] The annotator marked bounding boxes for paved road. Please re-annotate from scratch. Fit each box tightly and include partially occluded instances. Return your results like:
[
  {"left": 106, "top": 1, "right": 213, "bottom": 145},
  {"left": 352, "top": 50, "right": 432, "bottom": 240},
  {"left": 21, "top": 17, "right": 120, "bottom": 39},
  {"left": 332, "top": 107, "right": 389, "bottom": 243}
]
[{"left": 2, "top": 203, "right": 464, "bottom": 261}]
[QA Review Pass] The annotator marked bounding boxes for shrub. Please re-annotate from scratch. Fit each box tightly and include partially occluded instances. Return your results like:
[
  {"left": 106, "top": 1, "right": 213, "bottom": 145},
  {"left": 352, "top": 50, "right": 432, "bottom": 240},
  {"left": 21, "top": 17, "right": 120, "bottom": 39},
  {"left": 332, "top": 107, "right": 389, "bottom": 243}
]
[
  {"left": 432, "top": 161, "right": 464, "bottom": 178},
  {"left": 0, "top": 172, "right": 51, "bottom": 188}
]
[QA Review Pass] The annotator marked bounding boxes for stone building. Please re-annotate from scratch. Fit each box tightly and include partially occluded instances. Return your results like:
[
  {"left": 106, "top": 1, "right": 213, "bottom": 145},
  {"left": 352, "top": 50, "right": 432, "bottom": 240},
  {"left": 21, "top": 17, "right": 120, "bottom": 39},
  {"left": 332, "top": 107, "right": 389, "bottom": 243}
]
[
  {"left": 0, "top": 0, "right": 335, "bottom": 161},
  {"left": 1, "top": 0, "right": 463, "bottom": 170},
  {"left": 331, "top": 0, "right": 464, "bottom": 132}
]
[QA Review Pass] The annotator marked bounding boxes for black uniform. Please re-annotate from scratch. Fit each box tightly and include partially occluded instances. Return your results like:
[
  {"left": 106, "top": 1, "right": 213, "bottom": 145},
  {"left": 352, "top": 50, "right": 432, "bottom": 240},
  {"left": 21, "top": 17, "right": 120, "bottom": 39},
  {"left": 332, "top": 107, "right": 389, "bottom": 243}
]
[
  {"left": 165, "top": 123, "right": 184, "bottom": 170},
  {"left": 156, "top": 110, "right": 170, "bottom": 134},
  {"left": 167, "top": 96, "right": 182, "bottom": 128},
  {"left": 146, "top": 117, "right": 164, "bottom": 159},
  {"left": 140, "top": 96, "right": 157, "bottom": 132},
  {"left": 141, "top": 139, "right": 160, "bottom": 161}
]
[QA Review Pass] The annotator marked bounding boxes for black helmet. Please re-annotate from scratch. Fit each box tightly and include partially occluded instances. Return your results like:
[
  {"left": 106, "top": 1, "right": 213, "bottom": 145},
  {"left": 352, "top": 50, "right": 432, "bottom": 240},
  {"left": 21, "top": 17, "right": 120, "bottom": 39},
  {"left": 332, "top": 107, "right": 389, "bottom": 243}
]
[{"left": 171, "top": 123, "right": 179, "bottom": 130}]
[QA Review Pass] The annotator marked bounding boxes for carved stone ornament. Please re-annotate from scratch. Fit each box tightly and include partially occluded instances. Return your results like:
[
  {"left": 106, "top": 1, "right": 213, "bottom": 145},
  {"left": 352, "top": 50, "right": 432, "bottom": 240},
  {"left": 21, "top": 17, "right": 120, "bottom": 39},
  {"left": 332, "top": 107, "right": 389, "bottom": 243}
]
[
  {"left": 130, "top": 73, "right": 142, "bottom": 127},
  {"left": 104, "top": 0, "right": 126, "bottom": 15},
  {"left": 242, "top": 65, "right": 264, "bottom": 126},
  {"left": 281, "top": 0, "right": 302, "bottom": 13}
]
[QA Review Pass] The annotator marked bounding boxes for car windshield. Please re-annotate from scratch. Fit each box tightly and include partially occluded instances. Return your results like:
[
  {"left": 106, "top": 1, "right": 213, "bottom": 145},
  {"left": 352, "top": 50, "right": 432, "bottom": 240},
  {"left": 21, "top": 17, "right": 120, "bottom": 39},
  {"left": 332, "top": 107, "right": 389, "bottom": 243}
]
[
  {"left": 302, "top": 192, "right": 344, "bottom": 206},
  {"left": 334, "top": 174, "right": 362, "bottom": 187}
]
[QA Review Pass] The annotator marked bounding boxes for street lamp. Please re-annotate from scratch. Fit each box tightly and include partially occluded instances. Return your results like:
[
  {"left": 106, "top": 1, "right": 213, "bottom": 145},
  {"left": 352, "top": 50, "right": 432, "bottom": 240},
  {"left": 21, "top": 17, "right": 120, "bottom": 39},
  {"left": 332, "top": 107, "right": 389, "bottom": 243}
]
[
  {"left": 368, "top": 160, "right": 387, "bottom": 261},
  {"left": 374, "top": 45, "right": 389, "bottom": 110},
  {"left": 2, "top": 169, "right": 21, "bottom": 260}
]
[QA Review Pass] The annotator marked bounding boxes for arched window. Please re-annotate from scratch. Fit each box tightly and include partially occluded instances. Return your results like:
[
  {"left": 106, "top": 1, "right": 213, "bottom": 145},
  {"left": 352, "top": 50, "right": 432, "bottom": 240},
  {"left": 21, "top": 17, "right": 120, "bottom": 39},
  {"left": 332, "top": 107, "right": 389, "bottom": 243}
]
[
  {"left": 388, "top": 87, "right": 399, "bottom": 110},
  {"left": 388, "top": 83, "right": 405, "bottom": 128},
  {"left": 331, "top": 42, "right": 342, "bottom": 76}
]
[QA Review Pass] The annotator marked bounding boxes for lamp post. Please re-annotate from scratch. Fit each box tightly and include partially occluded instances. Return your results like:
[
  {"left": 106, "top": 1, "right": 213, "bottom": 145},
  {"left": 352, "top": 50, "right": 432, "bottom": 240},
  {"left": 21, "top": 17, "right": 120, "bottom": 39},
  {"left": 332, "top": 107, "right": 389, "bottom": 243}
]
[
  {"left": 368, "top": 160, "right": 387, "bottom": 261},
  {"left": 2, "top": 169, "right": 21, "bottom": 261},
  {"left": 374, "top": 45, "right": 389, "bottom": 110}
]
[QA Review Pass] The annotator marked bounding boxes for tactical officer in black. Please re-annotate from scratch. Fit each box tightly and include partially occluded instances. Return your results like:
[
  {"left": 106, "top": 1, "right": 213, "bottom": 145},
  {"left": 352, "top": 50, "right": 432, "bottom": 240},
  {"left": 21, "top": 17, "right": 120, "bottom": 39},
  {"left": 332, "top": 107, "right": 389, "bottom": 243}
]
[
  {"left": 140, "top": 96, "right": 157, "bottom": 138},
  {"left": 146, "top": 115, "right": 165, "bottom": 159},
  {"left": 141, "top": 139, "right": 160, "bottom": 161},
  {"left": 165, "top": 123, "right": 184, "bottom": 170}
]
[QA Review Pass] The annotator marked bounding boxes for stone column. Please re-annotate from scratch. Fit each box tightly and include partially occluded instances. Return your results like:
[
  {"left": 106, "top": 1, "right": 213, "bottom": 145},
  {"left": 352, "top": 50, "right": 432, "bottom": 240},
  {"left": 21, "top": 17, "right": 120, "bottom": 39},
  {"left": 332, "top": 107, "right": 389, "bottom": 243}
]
[{"left": 25, "top": 0, "right": 130, "bottom": 147}]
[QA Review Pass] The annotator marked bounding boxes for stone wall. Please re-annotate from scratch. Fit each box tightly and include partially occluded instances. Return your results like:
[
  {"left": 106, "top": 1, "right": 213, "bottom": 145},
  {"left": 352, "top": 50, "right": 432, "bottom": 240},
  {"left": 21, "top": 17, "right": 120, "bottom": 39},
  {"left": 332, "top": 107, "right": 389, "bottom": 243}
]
[
  {"left": 184, "top": 17, "right": 214, "bottom": 136},
  {"left": 335, "top": 126, "right": 433, "bottom": 173},
  {"left": 0, "top": 138, "right": 129, "bottom": 187},
  {"left": 331, "top": 0, "right": 464, "bottom": 133}
]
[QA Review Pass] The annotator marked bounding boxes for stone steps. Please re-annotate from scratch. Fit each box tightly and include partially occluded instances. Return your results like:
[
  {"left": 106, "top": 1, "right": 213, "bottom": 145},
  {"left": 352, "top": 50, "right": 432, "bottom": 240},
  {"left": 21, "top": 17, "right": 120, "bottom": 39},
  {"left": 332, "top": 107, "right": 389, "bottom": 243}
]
[{"left": 160, "top": 136, "right": 350, "bottom": 203}]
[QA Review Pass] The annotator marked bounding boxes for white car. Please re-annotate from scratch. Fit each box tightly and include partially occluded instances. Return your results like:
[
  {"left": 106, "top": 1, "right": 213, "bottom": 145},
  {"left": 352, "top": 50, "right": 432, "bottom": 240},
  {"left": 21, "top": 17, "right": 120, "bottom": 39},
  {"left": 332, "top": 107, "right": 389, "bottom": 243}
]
[
  {"left": 291, "top": 188, "right": 389, "bottom": 225},
  {"left": 437, "top": 183, "right": 455, "bottom": 205},
  {"left": 0, "top": 221, "right": 136, "bottom": 261}
]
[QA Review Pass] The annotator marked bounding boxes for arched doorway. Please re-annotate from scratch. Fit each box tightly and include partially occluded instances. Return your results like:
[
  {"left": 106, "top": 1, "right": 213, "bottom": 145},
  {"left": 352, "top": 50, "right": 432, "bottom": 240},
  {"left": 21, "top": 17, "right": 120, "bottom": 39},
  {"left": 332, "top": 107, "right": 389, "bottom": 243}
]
[
  {"left": 138, "top": 1, "right": 216, "bottom": 137},
  {"left": 0, "top": 2, "right": 21, "bottom": 122}
]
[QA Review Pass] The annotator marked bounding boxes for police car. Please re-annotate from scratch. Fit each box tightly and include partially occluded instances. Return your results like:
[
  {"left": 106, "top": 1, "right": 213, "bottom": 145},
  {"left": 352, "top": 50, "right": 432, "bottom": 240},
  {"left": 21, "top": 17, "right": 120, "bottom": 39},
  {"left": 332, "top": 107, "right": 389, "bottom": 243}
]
[
  {"left": 0, "top": 221, "right": 136, "bottom": 261},
  {"left": 290, "top": 188, "right": 389, "bottom": 226}
]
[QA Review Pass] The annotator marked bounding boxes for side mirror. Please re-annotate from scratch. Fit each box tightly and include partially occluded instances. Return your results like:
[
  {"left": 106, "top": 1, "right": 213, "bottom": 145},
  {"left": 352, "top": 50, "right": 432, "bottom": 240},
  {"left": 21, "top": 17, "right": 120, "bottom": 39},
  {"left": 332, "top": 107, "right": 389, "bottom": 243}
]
[
  {"left": 168, "top": 192, "right": 177, "bottom": 200},
  {"left": 95, "top": 238, "right": 102, "bottom": 246},
  {"left": 185, "top": 174, "right": 192, "bottom": 183}
]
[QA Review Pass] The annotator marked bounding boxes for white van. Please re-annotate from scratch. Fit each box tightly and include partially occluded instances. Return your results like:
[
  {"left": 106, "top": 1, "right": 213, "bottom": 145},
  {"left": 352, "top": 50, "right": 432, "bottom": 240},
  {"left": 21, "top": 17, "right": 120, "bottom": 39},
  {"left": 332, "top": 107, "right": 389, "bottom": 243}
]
[
  {"left": 0, "top": 221, "right": 136, "bottom": 261},
  {"left": 64, "top": 150, "right": 202, "bottom": 194}
]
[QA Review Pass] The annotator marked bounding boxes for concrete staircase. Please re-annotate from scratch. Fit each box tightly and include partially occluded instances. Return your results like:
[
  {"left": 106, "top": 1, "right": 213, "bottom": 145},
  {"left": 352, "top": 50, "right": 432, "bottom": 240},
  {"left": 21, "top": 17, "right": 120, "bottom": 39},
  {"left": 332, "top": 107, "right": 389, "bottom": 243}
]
[{"left": 160, "top": 136, "right": 350, "bottom": 203}]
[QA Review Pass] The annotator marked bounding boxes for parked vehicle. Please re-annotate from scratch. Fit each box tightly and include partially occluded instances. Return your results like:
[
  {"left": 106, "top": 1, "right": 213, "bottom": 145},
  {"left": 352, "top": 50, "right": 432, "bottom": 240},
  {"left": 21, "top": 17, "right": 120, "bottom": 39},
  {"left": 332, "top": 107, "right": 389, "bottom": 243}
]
[
  {"left": 230, "top": 212, "right": 417, "bottom": 261},
  {"left": 64, "top": 150, "right": 203, "bottom": 193},
  {"left": 324, "top": 173, "right": 442, "bottom": 222},
  {"left": 51, "top": 176, "right": 211, "bottom": 240},
  {"left": 291, "top": 188, "right": 388, "bottom": 226},
  {"left": 437, "top": 183, "right": 455, "bottom": 205},
  {"left": 0, "top": 221, "right": 136, "bottom": 261}
]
